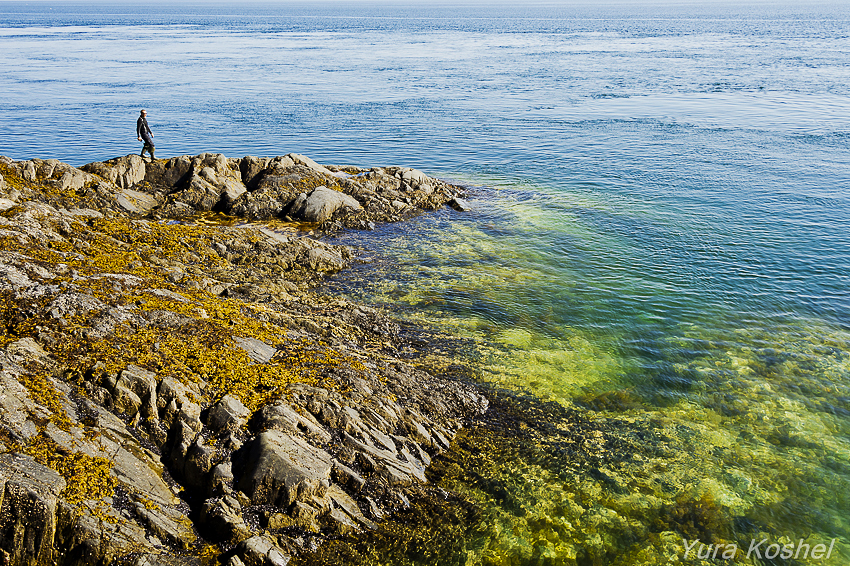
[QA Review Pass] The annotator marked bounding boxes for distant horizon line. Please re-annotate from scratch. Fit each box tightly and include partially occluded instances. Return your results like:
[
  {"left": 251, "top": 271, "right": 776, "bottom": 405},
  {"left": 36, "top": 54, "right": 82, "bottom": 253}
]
[{"left": 0, "top": 0, "right": 843, "bottom": 4}]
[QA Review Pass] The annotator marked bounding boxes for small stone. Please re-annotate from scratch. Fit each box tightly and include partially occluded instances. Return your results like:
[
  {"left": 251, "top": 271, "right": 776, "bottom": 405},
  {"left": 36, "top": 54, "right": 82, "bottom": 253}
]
[
  {"left": 233, "top": 336, "right": 277, "bottom": 364},
  {"left": 448, "top": 197, "right": 471, "bottom": 211}
]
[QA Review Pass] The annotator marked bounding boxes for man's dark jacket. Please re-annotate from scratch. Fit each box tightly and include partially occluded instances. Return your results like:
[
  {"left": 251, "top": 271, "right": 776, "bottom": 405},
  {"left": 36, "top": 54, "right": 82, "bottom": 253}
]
[{"left": 137, "top": 116, "right": 153, "bottom": 143}]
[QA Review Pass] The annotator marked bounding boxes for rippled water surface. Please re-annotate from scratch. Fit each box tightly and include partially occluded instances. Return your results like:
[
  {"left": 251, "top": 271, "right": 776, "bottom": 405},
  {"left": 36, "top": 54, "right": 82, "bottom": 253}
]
[{"left": 2, "top": 1, "right": 849, "bottom": 564}]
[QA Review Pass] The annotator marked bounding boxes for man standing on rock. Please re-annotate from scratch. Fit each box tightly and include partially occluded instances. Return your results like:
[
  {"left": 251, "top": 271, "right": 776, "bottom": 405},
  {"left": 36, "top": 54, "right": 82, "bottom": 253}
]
[{"left": 136, "top": 109, "right": 155, "bottom": 161}]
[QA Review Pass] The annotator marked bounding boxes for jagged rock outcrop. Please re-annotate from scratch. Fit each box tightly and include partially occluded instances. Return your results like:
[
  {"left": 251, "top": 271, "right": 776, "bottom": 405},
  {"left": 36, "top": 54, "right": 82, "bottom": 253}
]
[
  {"left": 0, "top": 154, "right": 485, "bottom": 565},
  {"left": 4, "top": 151, "right": 470, "bottom": 232},
  {"left": 81, "top": 151, "right": 467, "bottom": 230}
]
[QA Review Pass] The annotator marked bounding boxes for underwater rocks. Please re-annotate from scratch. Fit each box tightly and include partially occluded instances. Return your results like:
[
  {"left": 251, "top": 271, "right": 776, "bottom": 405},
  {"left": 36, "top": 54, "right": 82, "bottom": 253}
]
[{"left": 0, "top": 154, "right": 484, "bottom": 565}]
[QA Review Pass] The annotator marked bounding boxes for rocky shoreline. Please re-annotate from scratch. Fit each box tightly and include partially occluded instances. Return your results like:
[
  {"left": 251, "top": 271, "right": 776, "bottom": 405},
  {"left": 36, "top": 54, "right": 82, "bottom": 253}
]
[{"left": 0, "top": 152, "right": 485, "bottom": 566}]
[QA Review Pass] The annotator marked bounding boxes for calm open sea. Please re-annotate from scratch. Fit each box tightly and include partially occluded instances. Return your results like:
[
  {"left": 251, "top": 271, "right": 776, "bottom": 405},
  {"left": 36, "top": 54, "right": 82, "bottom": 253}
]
[{"left": 1, "top": 1, "right": 849, "bottom": 564}]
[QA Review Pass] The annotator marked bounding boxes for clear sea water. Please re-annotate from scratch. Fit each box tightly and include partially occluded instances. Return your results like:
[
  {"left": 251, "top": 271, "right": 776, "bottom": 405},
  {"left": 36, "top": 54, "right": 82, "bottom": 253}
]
[{"left": 1, "top": 2, "right": 849, "bottom": 564}]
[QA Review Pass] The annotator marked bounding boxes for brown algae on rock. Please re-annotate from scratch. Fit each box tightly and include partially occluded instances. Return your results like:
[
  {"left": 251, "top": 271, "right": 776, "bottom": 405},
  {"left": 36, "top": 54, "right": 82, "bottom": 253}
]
[
  {"left": 0, "top": 153, "right": 486, "bottom": 566},
  {"left": 5, "top": 151, "right": 846, "bottom": 566}
]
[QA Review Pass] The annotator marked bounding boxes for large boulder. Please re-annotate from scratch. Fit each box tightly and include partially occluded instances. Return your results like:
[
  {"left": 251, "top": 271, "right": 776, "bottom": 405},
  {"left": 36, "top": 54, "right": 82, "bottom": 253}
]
[
  {"left": 157, "top": 376, "right": 202, "bottom": 429},
  {"left": 307, "top": 247, "right": 345, "bottom": 273},
  {"left": 238, "top": 156, "right": 272, "bottom": 189},
  {"left": 171, "top": 173, "right": 222, "bottom": 211},
  {"left": 221, "top": 178, "right": 247, "bottom": 203},
  {"left": 192, "top": 153, "right": 230, "bottom": 179},
  {"left": 206, "top": 394, "right": 251, "bottom": 432},
  {"left": 236, "top": 431, "right": 333, "bottom": 507},
  {"left": 257, "top": 402, "right": 331, "bottom": 444},
  {"left": 400, "top": 168, "right": 429, "bottom": 188},
  {"left": 111, "top": 364, "right": 158, "bottom": 419},
  {"left": 143, "top": 156, "right": 193, "bottom": 188},
  {"left": 298, "top": 186, "right": 362, "bottom": 223},
  {"left": 228, "top": 188, "right": 287, "bottom": 220},
  {"left": 82, "top": 155, "right": 146, "bottom": 189},
  {"left": 51, "top": 165, "right": 89, "bottom": 192},
  {"left": 33, "top": 159, "right": 61, "bottom": 180}
]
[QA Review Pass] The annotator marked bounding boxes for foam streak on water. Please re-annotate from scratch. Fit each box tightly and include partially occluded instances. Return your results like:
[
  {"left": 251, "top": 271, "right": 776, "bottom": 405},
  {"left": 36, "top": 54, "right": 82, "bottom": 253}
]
[{"left": 1, "top": 2, "right": 849, "bottom": 564}]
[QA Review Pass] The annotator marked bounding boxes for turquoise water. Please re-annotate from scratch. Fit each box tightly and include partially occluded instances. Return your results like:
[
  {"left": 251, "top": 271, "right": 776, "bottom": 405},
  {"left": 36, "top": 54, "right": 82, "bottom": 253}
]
[
  {"left": 321, "top": 175, "right": 850, "bottom": 564},
  {"left": 2, "top": 2, "right": 849, "bottom": 563}
]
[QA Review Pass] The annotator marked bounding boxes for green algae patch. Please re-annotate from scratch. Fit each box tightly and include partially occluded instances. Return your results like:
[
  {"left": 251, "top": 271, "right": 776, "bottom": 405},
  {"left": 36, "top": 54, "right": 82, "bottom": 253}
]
[
  {"left": 322, "top": 319, "right": 850, "bottom": 565},
  {"left": 321, "top": 181, "right": 850, "bottom": 565}
]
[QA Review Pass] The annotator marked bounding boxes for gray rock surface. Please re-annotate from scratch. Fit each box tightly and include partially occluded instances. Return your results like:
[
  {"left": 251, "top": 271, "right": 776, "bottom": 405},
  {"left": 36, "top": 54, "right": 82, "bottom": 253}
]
[
  {"left": 207, "top": 394, "right": 251, "bottom": 432},
  {"left": 237, "top": 535, "right": 290, "bottom": 566},
  {"left": 238, "top": 431, "right": 333, "bottom": 507},
  {"left": 0, "top": 454, "right": 66, "bottom": 566},
  {"left": 307, "top": 247, "right": 346, "bottom": 273},
  {"left": 82, "top": 154, "right": 146, "bottom": 189},
  {"left": 287, "top": 153, "right": 333, "bottom": 177},
  {"left": 117, "top": 189, "right": 159, "bottom": 214},
  {"left": 299, "top": 186, "right": 362, "bottom": 223}
]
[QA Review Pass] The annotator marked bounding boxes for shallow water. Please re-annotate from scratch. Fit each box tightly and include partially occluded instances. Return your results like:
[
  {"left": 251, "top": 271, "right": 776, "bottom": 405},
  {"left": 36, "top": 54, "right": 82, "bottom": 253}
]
[
  {"left": 319, "top": 181, "right": 850, "bottom": 564},
  {"left": 2, "top": 1, "right": 849, "bottom": 564}
]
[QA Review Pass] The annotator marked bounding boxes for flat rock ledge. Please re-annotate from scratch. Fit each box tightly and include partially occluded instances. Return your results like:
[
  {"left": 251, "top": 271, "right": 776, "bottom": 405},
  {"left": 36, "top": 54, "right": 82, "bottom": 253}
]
[{"left": 0, "top": 154, "right": 485, "bottom": 565}]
